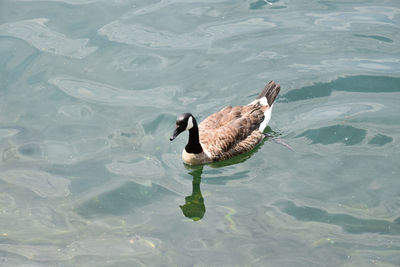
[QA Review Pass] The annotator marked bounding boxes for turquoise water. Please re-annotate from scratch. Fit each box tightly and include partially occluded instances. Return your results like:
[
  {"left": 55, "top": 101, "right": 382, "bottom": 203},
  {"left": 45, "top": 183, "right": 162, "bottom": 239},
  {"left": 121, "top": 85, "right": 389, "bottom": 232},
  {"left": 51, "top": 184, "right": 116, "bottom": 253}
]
[{"left": 1, "top": 0, "right": 400, "bottom": 265}]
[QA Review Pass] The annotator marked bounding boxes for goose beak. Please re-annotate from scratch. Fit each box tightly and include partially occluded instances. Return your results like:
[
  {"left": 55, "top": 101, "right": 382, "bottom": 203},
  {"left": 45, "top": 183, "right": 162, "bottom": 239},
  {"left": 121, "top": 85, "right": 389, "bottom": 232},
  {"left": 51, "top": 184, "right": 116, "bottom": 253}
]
[
  {"left": 170, "top": 126, "right": 183, "bottom": 141},
  {"left": 170, "top": 128, "right": 179, "bottom": 141}
]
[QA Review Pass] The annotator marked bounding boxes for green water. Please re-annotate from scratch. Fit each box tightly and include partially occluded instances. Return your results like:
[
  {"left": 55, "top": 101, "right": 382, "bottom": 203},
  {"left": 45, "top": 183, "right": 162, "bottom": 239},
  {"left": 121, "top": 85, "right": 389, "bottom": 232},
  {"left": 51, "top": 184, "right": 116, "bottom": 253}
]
[{"left": 1, "top": 0, "right": 400, "bottom": 266}]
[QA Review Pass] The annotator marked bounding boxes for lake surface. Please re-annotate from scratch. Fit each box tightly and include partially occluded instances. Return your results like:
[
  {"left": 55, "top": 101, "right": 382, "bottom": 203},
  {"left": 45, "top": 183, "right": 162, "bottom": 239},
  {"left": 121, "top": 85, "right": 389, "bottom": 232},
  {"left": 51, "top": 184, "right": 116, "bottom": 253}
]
[{"left": 1, "top": 0, "right": 400, "bottom": 266}]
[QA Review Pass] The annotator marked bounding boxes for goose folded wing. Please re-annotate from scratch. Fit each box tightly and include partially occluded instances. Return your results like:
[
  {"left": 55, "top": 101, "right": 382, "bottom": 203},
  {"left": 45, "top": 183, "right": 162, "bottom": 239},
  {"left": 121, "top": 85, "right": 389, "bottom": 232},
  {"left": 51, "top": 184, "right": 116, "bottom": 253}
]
[{"left": 199, "top": 106, "right": 265, "bottom": 158}]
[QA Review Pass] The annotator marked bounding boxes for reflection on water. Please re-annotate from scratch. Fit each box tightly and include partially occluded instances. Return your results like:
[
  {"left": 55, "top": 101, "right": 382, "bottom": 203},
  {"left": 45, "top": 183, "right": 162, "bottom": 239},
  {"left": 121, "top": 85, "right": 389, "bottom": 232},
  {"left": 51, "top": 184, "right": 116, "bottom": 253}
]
[
  {"left": 180, "top": 130, "right": 283, "bottom": 221},
  {"left": 179, "top": 145, "right": 265, "bottom": 221},
  {"left": 180, "top": 165, "right": 205, "bottom": 221}
]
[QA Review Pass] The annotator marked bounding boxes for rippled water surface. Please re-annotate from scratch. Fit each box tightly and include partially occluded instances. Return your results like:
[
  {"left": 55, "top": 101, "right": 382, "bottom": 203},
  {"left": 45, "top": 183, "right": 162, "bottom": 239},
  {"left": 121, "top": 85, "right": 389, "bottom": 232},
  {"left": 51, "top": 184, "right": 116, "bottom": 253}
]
[{"left": 1, "top": 0, "right": 400, "bottom": 266}]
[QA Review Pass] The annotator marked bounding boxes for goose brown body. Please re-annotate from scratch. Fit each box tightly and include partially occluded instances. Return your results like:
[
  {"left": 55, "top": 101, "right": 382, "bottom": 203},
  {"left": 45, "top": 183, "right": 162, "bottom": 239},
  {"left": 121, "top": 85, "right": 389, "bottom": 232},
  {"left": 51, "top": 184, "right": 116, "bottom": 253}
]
[{"left": 172, "top": 81, "right": 280, "bottom": 165}]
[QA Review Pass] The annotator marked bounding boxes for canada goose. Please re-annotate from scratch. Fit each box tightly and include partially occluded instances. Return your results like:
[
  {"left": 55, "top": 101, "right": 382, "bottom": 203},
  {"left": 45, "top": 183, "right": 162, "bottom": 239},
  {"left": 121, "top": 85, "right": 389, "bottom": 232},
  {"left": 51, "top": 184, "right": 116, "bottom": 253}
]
[{"left": 170, "top": 81, "right": 280, "bottom": 165}]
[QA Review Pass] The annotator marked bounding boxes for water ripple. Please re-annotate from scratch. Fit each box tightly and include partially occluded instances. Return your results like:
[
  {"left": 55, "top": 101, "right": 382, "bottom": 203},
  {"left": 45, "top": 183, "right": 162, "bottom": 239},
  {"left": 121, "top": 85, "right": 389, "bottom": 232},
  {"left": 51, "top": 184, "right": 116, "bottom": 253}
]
[
  {"left": 307, "top": 6, "right": 400, "bottom": 30},
  {"left": 282, "top": 75, "right": 400, "bottom": 102},
  {"left": 122, "top": 0, "right": 228, "bottom": 18},
  {"left": 48, "top": 75, "right": 181, "bottom": 107},
  {"left": 98, "top": 18, "right": 275, "bottom": 49},
  {"left": 0, "top": 128, "right": 20, "bottom": 139},
  {"left": 0, "top": 18, "right": 97, "bottom": 59},
  {"left": 0, "top": 170, "right": 70, "bottom": 198},
  {"left": 297, "top": 125, "right": 367, "bottom": 146},
  {"left": 296, "top": 102, "right": 384, "bottom": 124},
  {"left": 15, "top": 0, "right": 102, "bottom": 4},
  {"left": 98, "top": 21, "right": 207, "bottom": 49},
  {"left": 106, "top": 156, "right": 189, "bottom": 196},
  {"left": 276, "top": 201, "right": 400, "bottom": 235}
]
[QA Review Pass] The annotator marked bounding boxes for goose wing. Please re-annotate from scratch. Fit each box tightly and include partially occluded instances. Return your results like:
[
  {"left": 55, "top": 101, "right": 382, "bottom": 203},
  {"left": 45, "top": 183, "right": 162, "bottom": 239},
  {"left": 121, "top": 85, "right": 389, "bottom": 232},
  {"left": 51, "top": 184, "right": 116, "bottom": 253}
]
[{"left": 198, "top": 105, "right": 267, "bottom": 160}]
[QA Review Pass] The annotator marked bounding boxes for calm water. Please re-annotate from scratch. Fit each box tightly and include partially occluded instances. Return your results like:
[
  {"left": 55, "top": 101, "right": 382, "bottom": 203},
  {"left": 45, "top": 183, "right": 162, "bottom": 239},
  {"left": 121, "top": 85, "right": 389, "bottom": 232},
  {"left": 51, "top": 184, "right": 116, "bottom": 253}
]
[{"left": 1, "top": 0, "right": 400, "bottom": 266}]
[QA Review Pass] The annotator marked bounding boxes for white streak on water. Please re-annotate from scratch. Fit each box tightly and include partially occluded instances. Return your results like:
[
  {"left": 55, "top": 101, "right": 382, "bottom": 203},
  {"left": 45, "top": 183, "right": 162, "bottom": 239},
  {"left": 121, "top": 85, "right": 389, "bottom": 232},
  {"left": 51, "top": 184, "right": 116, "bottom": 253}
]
[
  {"left": 280, "top": 100, "right": 387, "bottom": 135},
  {"left": 15, "top": 0, "right": 101, "bottom": 4},
  {"left": 122, "top": 0, "right": 227, "bottom": 18},
  {"left": 0, "top": 128, "right": 20, "bottom": 139},
  {"left": 98, "top": 21, "right": 209, "bottom": 49},
  {"left": 48, "top": 75, "right": 181, "bottom": 107},
  {"left": 98, "top": 18, "right": 276, "bottom": 49},
  {"left": 0, "top": 235, "right": 160, "bottom": 261},
  {"left": 106, "top": 156, "right": 189, "bottom": 196},
  {"left": 0, "top": 170, "right": 70, "bottom": 198},
  {"left": 307, "top": 6, "right": 400, "bottom": 30},
  {"left": 57, "top": 105, "right": 93, "bottom": 120},
  {"left": 0, "top": 18, "right": 97, "bottom": 59},
  {"left": 297, "top": 102, "right": 385, "bottom": 124},
  {"left": 290, "top": 58, "right": 400, "bottom": 73}
]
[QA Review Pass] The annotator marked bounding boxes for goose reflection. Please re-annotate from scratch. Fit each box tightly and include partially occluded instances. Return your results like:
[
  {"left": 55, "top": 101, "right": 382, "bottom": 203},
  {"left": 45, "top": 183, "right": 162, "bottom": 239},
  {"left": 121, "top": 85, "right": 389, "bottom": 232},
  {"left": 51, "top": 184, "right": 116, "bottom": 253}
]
[
  {"left": 180, "top": 128, "right": 284, "bottom": 221},
  {"left": 180, "top": 165, "right": 205, "bottom": 221}
]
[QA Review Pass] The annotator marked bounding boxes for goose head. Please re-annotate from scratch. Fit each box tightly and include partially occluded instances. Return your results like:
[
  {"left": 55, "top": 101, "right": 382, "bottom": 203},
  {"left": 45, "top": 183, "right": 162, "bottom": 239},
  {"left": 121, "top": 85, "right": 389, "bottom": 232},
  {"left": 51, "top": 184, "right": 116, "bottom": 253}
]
[{"left": 170, "top": 113, "right": 195, "bottom": 141}]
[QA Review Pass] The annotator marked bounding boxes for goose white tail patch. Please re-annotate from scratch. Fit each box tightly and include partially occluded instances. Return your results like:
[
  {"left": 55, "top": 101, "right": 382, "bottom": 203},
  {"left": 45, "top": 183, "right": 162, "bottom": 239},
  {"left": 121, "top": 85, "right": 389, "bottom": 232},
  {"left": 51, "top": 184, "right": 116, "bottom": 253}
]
[
  {"left": 259, "top": 97, "right": 268, "bottom": 106},
  {"left": 186, "top": 116, "right": 194, "bottom": 130},
  {"left": 259, "top": 104, "right": 273, "bottom": 132},
  {"left": 248, "top": 97, "right": 269, "bottom": 106}
]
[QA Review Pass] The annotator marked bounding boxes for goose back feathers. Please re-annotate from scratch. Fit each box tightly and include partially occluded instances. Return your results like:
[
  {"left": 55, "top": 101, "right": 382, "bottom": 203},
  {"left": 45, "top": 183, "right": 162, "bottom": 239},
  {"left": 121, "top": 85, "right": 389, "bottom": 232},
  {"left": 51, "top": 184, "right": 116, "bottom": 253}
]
[{"left": 171, "top": 81, "right": 280, "bottom": 165}]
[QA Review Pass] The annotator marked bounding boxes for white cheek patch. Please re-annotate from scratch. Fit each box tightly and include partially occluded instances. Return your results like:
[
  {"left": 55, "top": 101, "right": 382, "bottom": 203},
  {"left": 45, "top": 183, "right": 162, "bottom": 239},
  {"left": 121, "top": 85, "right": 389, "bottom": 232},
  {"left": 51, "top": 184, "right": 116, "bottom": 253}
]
[{"left": 185, "top": 116, "right": 194, "bottom": 130}]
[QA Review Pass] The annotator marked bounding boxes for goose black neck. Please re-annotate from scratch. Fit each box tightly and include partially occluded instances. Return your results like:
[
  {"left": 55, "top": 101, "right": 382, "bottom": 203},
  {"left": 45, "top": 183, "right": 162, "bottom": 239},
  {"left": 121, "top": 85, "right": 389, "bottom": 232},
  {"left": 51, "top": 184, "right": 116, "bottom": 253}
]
[{"left": 185, "top": 121, "right": 203, "bottom": 154}]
